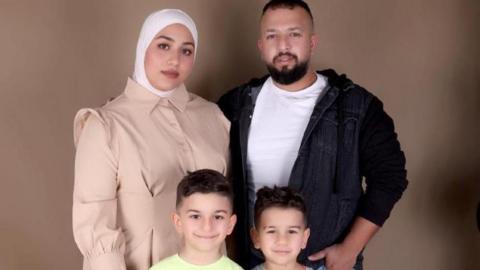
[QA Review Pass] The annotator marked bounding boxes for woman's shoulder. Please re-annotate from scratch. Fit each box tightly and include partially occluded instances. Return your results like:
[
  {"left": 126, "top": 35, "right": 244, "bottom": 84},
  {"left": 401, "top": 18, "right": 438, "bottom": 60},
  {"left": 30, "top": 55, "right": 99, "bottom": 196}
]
[
  {"left": 73, "top": 107, "right": 115, "bottom": 147},
  {"left": 187, "top": 92, "right": 224, "bottom": 115}
]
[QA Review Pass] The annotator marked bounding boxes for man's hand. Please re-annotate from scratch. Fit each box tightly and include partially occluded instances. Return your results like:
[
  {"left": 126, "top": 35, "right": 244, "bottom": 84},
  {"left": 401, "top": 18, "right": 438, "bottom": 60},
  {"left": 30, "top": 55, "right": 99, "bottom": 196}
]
[
  {"left": 308, "top": 242, "right": 358, "bottom": 270},
  {"left": 308, "top": 217, "right": 380, "bottom": 270}
]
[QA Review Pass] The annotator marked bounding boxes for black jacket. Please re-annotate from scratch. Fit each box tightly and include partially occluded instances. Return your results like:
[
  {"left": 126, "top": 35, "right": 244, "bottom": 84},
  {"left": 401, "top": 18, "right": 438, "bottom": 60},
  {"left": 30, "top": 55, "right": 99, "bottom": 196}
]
[{"left": 218, "top": 69, "right": 408, "bottom": 269}]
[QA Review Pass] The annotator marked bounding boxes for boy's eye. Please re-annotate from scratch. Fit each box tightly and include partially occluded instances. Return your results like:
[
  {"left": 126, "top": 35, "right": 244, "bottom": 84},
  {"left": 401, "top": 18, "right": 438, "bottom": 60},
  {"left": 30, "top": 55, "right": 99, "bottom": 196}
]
[
  {"left": 157, "top": 43, "right": 169, "bottom": 50},
  {"left": 189, "top": 214, "right": 200, "bottom": 219},
  {"left": 288, "top": 229, "right": 299, "bottom": 234},
  {"left": 214, "top": 215, "right": 225, "bottom": 220},
  {"left": 182, "top": 48, "right": 193, "bottom": 56},
  {"left": 266, "top": 230, "right": 275, "bottom": 234}
]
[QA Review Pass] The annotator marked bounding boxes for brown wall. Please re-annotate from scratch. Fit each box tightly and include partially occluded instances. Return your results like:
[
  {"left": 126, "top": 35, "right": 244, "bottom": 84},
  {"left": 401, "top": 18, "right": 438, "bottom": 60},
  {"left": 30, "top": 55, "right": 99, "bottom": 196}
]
[{"left": 0, "top": 0, "right": 479, "bottom": 269}]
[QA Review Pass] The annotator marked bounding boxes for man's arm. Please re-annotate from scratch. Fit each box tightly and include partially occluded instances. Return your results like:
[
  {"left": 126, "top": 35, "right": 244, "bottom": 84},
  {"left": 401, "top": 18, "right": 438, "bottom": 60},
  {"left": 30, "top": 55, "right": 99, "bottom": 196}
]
[
  {"left": 308, "top": 217, "right": 379, "bottom": 270},
  {"left": 309, "top": 95, "right": 408, "bottom": 270}
]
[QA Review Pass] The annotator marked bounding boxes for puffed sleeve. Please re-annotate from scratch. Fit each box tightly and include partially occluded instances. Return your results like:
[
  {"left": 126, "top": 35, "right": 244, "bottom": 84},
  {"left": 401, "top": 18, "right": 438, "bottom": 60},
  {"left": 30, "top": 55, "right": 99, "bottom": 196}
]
[{"left": 72, "top": 108, "right": 127, "bottom": 270}]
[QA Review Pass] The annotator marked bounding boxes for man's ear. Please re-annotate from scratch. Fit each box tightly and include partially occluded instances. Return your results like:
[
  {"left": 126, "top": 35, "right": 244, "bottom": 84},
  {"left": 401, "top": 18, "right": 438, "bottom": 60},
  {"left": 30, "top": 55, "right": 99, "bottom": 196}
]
[
  {"left": 250, "top": 227, "right": 261, "bottom": 249},
  {"left": 227, "top": 214, "right": 237, "bottom": 235},
  {"left": 257, "top": 38, "right": 263, "bottom": 53},
  {"left": 310, "top": 33, "right": 318, "bottom": 53},
  {"left": 172, "top": 212, "right": 182, "bottom": 234},
  {"left": 302, "top": 227, "right": 311, "bottom": 249}
]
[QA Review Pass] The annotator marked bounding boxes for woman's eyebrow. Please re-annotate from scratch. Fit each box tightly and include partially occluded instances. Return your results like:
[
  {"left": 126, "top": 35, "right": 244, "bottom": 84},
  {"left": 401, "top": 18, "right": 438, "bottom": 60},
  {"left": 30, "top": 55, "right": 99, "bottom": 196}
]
[
  {"left": 156, "top": 35, "right": 174, "bottom": 41},
  {"left": 155, "top": 35, "right": 195, "bottom": 47}
]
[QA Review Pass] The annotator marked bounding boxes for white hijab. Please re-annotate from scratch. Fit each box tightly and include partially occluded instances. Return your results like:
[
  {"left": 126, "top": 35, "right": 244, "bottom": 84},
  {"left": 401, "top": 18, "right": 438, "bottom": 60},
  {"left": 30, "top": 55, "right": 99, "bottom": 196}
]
[{"left": 133, "top": 9, "right": 198, "bottom": 97}]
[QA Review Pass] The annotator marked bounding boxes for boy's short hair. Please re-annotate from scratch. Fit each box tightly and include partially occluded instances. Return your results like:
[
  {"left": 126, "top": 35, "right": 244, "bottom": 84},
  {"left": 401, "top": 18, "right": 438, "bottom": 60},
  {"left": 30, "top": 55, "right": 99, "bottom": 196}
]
[
  {"left": 176, "top": 169, "right": 233, "bottom": 209},
  {"left": 262, "top": 0, "right": 314, "bottom": 23},
  {"left": 253, "top": 186, "right": 307, "bottom": 228}
]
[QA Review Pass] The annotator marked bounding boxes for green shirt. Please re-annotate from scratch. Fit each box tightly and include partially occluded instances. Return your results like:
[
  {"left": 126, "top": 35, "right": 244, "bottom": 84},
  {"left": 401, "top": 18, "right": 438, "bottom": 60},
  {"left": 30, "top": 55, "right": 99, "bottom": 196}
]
[{"left": 150, "top": 254, "right": 243, "bottom": 270}]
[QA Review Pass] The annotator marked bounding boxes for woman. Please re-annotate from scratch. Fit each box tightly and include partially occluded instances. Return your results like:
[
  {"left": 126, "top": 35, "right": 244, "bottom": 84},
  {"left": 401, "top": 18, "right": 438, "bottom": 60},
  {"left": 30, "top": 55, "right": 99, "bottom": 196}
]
[{"left": 73, "top": 9, "right": 229, "bottom": 270}]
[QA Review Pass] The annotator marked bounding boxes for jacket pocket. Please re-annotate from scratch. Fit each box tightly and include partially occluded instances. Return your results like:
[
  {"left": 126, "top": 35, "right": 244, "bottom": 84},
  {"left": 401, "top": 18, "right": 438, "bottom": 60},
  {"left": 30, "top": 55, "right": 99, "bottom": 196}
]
[{"left": 342, "top": 117, "right": 357, "bottom": 152}]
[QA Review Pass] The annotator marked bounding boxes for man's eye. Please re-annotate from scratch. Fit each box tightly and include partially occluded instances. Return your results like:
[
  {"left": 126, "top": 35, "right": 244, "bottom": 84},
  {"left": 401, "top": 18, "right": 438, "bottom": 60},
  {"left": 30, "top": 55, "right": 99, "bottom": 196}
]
[
  {"left": 288, "top": 230, "right": 299, "bottom": 234},
  {"left": 214, "top": 215, "right": 225, "bottom": 220},
  {"left": 182, "top": 48, "right": 193, "bottom": 56},
  {"left": 158, "top": 43, "right": 169, "bottom": 50},
  {"left": 266, "top": 34, "right": 276, "bottom": 40},
  {"left": 266, "top": 230, "right": 275, "bottom": 234},
  {"left": 190, "top": 215, "right": 200, "bottom": 219},
  {"left": 290, "top": 32, "right": 302, "bottom": 37}
]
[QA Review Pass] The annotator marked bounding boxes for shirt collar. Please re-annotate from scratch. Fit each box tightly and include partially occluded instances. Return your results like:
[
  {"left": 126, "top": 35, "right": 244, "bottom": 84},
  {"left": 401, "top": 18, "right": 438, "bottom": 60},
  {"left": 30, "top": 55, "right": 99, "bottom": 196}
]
[{"left": 124, "top": 77, "right": 189, "bottom": 113}]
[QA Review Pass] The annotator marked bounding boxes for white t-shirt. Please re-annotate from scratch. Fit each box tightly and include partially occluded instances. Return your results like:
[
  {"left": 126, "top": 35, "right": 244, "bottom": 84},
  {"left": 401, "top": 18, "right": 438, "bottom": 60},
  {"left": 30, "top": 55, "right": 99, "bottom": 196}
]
[{"left": 246, "top": 74, "right": 327, "bottom": 214}]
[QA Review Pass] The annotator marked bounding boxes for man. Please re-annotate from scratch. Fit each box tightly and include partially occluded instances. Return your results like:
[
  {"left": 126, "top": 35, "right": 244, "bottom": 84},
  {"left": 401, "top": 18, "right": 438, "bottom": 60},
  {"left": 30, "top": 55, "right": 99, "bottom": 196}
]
[{"left": 218, "top": 1, "right": 408, "bottom": 270}]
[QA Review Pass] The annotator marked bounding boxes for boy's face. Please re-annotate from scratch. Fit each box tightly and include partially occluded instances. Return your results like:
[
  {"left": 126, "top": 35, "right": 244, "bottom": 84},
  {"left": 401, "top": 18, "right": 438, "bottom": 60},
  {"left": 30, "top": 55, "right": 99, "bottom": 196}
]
[
  {"left": 251, "top": 207, "right": 310, "bottom": 267},
  {"left": 173, "top": 193, "right": 236, "bottom": 254}
]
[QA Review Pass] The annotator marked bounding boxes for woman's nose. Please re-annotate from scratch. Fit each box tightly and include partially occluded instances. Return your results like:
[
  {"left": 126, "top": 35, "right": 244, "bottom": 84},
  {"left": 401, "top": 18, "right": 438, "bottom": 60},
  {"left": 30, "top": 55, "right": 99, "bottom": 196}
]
[{"left": 167, "top": 52, "right": 180, "bottom": 66}]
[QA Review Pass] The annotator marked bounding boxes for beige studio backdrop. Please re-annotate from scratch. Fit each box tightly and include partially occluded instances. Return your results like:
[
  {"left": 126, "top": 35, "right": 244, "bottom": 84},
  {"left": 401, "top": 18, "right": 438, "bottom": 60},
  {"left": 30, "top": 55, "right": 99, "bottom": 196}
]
[{"left": 0, "top": 0, "right": 479, "bottom": 269}]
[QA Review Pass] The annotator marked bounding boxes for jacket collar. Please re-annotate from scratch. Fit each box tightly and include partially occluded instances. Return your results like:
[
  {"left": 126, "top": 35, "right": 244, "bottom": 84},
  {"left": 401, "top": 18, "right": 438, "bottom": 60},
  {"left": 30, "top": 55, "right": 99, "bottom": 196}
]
[{"left": 124, "top": 77, "right": 189, "bottom": 113}]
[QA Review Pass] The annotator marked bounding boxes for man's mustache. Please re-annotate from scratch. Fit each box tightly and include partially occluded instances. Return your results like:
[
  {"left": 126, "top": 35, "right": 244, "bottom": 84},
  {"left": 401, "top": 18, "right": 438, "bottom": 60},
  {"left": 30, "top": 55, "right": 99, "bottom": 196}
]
[{"left": 273, "top": 52, "right": 298, "bottom": 62}]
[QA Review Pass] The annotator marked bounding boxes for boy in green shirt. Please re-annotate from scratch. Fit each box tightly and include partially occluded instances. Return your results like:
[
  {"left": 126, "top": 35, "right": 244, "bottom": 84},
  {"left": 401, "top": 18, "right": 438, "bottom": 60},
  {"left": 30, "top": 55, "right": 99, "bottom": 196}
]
[{"left": 150, "top": 169, "right": 243, "bottom": 270}]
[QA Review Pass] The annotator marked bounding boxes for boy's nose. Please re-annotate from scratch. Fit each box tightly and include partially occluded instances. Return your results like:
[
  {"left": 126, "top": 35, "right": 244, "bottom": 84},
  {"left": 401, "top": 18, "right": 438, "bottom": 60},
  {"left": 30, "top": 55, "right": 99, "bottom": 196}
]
[
  {"left": 275, "top": 233, "right": 288, "bottom": 244},
  {"left": 202, "top": 218, "right": 213, "bottom": 231}
]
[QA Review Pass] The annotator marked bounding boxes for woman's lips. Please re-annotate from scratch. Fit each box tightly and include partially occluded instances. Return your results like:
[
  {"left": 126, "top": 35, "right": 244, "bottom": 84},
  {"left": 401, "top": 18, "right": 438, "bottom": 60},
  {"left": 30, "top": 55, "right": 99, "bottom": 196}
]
[{"left": 161, "top": 70, "right": 179, "bottom": 79}]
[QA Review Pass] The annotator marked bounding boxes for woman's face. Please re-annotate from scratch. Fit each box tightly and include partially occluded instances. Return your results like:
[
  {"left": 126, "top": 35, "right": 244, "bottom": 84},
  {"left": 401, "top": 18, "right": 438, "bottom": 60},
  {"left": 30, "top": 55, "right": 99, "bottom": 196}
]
[{"left": 144, "top": 23, "right": 195, "bottom": 91}]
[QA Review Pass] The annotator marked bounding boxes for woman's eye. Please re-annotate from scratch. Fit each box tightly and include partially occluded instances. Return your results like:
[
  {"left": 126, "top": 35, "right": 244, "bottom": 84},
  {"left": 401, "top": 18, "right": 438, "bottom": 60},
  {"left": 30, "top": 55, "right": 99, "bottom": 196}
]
[
  {"left": 182, "top": 48, "right": 193, "bottom": 56},
  {"left": 158, "top": 43, "right": 169, "bottom": 50}
]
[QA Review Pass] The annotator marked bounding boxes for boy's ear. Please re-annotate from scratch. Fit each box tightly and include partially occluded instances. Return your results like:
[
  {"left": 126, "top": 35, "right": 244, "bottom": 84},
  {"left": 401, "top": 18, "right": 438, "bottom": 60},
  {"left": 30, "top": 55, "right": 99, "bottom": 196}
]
[
  {"left": 302, "top": 227, "right": 311, "bottom": 249},
  {"left": 250, "top": 227, "right": 261, "bottom": 249},
  {"left": 227, "top": 214, "right": 237, "bottom": 235},
  {"left": 172, "top": 212, "right": 183, "bottom": 233}
]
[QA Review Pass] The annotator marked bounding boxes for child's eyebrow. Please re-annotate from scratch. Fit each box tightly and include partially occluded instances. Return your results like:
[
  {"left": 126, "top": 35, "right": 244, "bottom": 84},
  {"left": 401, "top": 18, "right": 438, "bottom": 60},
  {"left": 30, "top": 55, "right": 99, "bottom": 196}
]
[
  {"left": 214, "top": 210, "right": 228, "bottom": 214},
  {"left": 186, "top": 209, "right": 200, "bottom": 213}
]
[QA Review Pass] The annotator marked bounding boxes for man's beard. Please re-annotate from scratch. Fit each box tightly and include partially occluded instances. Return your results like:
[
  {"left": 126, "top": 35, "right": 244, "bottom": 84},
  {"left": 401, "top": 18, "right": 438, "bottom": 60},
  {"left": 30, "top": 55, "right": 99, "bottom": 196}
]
[{"left": 266, "top": 53, "right": 309, "bottom": 85}]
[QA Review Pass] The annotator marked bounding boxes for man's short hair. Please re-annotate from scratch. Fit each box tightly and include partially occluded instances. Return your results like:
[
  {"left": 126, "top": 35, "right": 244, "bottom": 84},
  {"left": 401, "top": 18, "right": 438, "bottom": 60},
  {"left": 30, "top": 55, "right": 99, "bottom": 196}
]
[
  {"left": 176, "top": 169, "right": 233, "bottom": 209},
  {"left": 262, "top": 0, "right": 314, "bottom": 23},
  {"left": 253, "top": 186, "right": 307, "bottom": 228}
]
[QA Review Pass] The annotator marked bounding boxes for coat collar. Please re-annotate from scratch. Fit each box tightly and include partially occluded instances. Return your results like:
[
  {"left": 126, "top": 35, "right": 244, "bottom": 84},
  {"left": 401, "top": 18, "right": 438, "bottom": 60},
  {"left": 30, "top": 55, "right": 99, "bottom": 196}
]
[{"left": 124, "top": 77, "right": 189, "bottom": 113}]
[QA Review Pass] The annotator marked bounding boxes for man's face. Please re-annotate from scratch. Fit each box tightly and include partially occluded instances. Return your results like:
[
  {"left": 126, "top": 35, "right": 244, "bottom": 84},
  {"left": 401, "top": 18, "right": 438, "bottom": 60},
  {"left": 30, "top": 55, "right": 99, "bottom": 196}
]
[
  {"left": 258, "top": 7, "right": 317, "bottom": 85},
  {"left": 173, "top": 193, "right": 236, "bottom": 254}
]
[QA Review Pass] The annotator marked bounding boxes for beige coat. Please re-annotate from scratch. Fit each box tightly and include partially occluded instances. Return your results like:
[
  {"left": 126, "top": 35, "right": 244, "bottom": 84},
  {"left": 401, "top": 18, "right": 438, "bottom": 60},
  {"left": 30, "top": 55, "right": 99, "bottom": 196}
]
[{"left": 73, "top": 78, "right": 229, "bottom": 270}]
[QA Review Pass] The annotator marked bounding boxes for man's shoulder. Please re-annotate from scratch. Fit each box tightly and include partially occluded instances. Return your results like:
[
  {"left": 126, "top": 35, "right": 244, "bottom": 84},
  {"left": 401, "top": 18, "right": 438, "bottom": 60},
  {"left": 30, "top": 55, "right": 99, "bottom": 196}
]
[
  {"left": 220, "top": 75, "right": 269, "bottom": 100},
  {"left": 318, "top": 69, "right": 375, "bottom": 108},
  {"left": 217, "top": 74, "right": 269, "bottom": 119}
]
